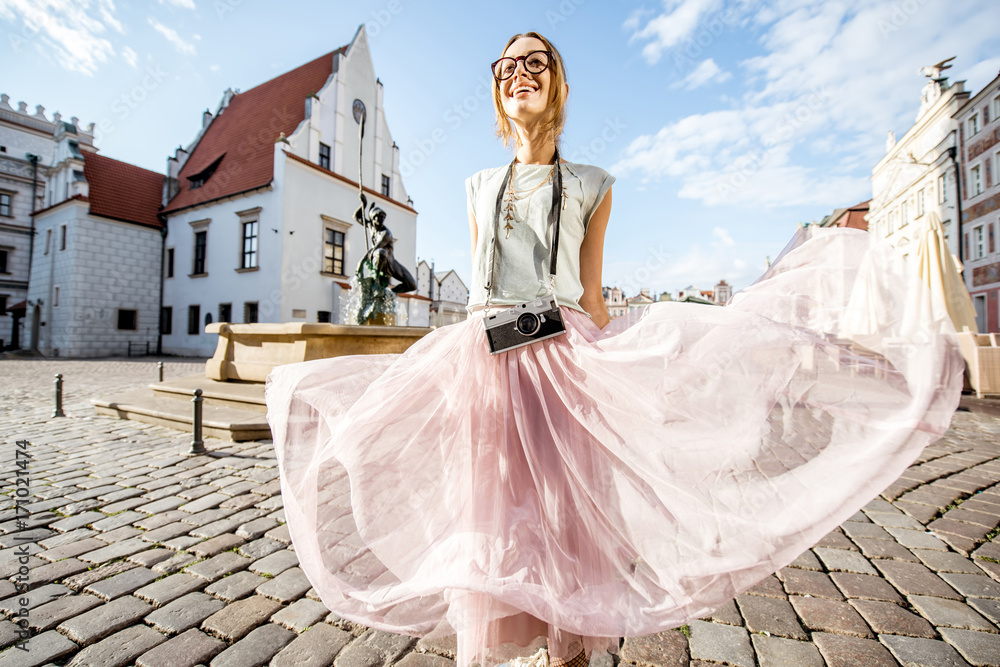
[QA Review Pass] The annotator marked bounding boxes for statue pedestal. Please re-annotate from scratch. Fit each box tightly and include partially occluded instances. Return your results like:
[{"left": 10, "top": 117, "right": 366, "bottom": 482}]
[{"left": 204, "top": 321, "right": 433, "bottom": 382}]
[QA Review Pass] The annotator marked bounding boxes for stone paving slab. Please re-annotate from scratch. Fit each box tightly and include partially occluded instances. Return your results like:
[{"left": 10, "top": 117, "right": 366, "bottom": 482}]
[{"left": 1, "top": 359, "right": 1000, "bottom": 667}]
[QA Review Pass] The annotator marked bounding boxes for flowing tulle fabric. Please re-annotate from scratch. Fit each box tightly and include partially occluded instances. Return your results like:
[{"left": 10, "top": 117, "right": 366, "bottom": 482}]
[{"left": 264, "top": 226, "right": 964, "bottom": 667}]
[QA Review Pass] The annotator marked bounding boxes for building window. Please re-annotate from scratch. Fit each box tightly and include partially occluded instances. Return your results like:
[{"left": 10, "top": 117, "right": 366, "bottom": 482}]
[
  {"left": 193, "top": 230, "right": 207, "bottom": 275},
  {"left": 974, "top": 226, "right": 985, "bottom": 260},
  {"left": 0, "top": 249, "right": 7, "bottom": 274},
  {"left": 166, "top": 248, "right": 174, "bottom": 278},
  {"left": 116, "top": 309, "right": 138, "bottom": 331},
  {"left": 319, "top": 142, "right": 331, "bottom": 170},
  {"left": 900, "top": 201, "right": 908, "bottom": 226},
  {"left": 317, "top": 310, "right": 331, "bottom": 323},
  {"left": 204, "top": 312, "right": 213, "bottom": 327},
  {"left": 188, "top": 155, "right": 224, "bottom": 190},
  {"left": 188, "top": 305, "right": 200, "bottom": 335},
  {"left": 989, "top": 222, "right": 996, "bottom": 255},
  {"left": 965, "top": 233, "right": 970, "bottom": 260},
  {"left": 161, "top": 306, "right": 172, "bottom": 335},
  {"left": 0, "top": 193, "right": 11, "bottom": 217},
  {"left": 969, "top": 114, "right": 980, "bottom": 136},
  {"left": 219, "top": 303, "right": 232, "bottom": 323},
  {"left": 44, "top": 229, "right": 51, "bottom": 255},
  {"left": 324, "top": 228, "right": 345, "bottom": 275},
  {"left": 381, "top": 174, "right": 391, "bottom": 197},
  {"left": 994, "top": 94, "right": 1000, "bottom": 120},
  {"left": 241, "top": 220, "right": 258, "bottom": 269},
  {"left": 60, "top": 225, "right": 67, "bottom": 251},
  {"left": 244, "top": 302, "right": 258, "bottom": 324},
  {"left": 54, "top": 286, "right": 59, "bottom": 307},
  {"left": 917, "top": 188, "right": 925, "bottom": 217},
  {"left": 938, "top": 173, "right": 947, "bottom": 204},
  {"left": 972, "top": 164, "right": 983, "bottom": 196},
  {"left": 0, "top": 294, "right": 7, "bottom": 315}
]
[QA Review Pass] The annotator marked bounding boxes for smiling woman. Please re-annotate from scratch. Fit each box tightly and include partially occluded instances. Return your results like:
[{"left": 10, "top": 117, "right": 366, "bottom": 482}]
[{"left": 265, "top": 29, "right": 965, "bottom": 667}]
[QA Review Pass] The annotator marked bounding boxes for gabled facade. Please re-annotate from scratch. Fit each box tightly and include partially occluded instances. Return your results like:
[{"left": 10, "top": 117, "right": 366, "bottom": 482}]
[
  {"left": 28, "top": 137, "right": 164, "bottom": 357},
  {"left": 869, "top": 71, "right": 970, "bottom": 264},
  {"left": 416, "top": 260, "right": 469, "bottom": 327},
  {"left": 161, "top": 25, "right": 420, "bottom": 355},
  {"left": 957, "top": 70, "right": 1000, "bottom": 333},
  {"left": 602, "top": 286, "right": 627, "bottom": 319}
]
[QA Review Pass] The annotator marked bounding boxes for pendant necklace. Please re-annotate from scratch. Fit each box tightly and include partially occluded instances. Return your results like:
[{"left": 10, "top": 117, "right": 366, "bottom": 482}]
[{"left": 502, "top": 162, "right": 568, "bottom": 239}]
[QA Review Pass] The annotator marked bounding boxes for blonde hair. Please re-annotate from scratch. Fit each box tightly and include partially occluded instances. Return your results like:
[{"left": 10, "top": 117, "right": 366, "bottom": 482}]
[{"left": 492, "top": 32, "right": 568, "bottom": 151}]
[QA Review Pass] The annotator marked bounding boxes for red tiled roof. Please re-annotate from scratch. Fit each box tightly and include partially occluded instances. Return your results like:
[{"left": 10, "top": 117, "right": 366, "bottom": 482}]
[
  {"left": 163, "top": 48, "right": 345, "bottom": 214},
  {"left": 83, "top": 152, "right": 165, "bottom": 228},
  {"left": 832, "top": 200, "right": 871, "bottom": 231}
]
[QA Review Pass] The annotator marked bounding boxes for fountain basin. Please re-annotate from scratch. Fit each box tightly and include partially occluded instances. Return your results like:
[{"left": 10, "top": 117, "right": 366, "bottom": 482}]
[{"left": 204, "top": 321, "right": 434, "bottom": 382}]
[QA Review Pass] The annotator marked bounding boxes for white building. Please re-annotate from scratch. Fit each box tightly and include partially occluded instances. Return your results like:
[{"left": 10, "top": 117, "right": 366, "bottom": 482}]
[
  {"left": 603, "top": 286, "right": 627, "bottom": 319},
  {"left": 160, "top": 25, "right": 421, "bottom": 356},
  {"left": 28, "top": 128, "right": 164, "bottom": 357},
  {"left": 0, "top": 94, "right": 63, "bottom": 351},
  {"left": 956, "top": 71, "right": 1000, "bottom": 333},
  {"left": 415, "top": 260, "right": 468, "bottom": 327},
  {"left": 869, "top": 66, "right": 970, "bottom": 264}
]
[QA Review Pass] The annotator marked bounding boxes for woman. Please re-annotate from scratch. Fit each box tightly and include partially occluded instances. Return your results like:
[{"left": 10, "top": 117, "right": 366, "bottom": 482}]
[{"left": 265, "top": 31, "right": 964, "bottom": 667}]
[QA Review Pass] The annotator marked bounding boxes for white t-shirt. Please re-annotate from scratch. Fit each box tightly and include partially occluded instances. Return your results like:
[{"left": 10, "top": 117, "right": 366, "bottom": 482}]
[{"left": 465, "top": 161, "right": 615, "bottom": 315}]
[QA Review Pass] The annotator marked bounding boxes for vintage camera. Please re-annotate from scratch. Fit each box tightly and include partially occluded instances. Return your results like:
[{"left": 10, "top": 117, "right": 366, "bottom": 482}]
[{"left": 484, "top": 295, "right": 566, "bottom": 355}]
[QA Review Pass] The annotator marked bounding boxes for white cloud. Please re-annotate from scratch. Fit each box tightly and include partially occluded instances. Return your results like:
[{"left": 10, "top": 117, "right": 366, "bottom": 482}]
[
  {"left": 159, "top": 0, "right": 196, "bottom": 8},
  {"left": 713, "top": 226, "right": 734, "bottom": 246},
  {"left": 0, "top": 0, "right": 118, "bottom": 75},
  {"left": 147, "top": 16, "right": 197, "bottom": 55},
  {"left": 620, "top": 0, "right": 1000, "bottom": 209},
  {"left": 627, "top": 0, "right": 723, "bottom": 65},
  {"left": 677, "top": 58, "right": 731, "bottom": 90},
  {"left": 98, "top": 0, "right": 123, "bottom": 33},
  {"left": 121, "top": 45, "right": 137, "bottom": 67},
  {"left": 209, "top": 63, "right": 221, "bottom": 73}
]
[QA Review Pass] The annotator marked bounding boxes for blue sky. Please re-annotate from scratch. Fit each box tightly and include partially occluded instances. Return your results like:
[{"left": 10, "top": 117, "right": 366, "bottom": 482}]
[{"left": 2, "top": 0, "right": 998, "bottom": 296}]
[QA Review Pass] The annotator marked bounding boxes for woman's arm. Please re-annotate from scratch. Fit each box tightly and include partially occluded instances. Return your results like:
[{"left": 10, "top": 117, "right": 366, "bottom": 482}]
[{"left": 578, "top": 187, "right": 612, "bottom": 329}]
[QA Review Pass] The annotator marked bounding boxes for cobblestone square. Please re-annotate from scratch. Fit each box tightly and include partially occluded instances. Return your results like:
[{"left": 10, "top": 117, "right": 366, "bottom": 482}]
[{"left": 2, "top": 357, "right": 999, "bottom": 666}]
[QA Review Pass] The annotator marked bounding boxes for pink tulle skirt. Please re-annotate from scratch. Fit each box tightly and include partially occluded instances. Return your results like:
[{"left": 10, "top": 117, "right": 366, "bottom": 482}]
[{"left": 264, "top": 227, "right": 964, "bottom": 667}]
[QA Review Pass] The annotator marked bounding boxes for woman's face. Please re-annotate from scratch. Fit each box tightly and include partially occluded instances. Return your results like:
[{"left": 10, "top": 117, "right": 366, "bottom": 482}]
[{"left": 498, "top": 36, "right": 554, "bottom": 127}]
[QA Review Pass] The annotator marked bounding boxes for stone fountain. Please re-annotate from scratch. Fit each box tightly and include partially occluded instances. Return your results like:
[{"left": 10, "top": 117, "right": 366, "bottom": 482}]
[{"left": 93, "top": 99, "right": 432, "bottom": 440}]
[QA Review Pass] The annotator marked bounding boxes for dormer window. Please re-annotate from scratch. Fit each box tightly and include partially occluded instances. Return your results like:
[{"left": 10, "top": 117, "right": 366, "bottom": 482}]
[{"left": 188, "top": 154, "right": 225, "bottom": 190}]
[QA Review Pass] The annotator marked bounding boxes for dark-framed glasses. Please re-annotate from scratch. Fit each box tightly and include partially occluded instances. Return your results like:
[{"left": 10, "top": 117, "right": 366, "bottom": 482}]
[{"left": 491, "top": 50, "right": 553, "bottom": 81}]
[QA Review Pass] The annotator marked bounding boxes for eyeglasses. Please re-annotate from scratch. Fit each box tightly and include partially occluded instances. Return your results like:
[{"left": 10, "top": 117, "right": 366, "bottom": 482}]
[{"left": 491, "top": 50, "right": 553, "bottom": 81}]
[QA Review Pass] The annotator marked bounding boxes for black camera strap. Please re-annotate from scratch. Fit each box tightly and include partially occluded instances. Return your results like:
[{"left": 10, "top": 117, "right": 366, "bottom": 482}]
[{"left": 483, "top": 146, "right": 563, "bottom": 314}]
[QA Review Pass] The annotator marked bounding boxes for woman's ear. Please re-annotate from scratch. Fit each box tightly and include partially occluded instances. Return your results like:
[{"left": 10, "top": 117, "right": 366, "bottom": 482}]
[{"left": 564, "top": 81, "right": 570, "bottom": 99}]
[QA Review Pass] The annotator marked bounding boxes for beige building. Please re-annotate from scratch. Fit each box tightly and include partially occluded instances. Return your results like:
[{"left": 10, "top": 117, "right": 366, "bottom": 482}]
[{"left": 869, "top": 65, "right": 970, "bottom": 264}]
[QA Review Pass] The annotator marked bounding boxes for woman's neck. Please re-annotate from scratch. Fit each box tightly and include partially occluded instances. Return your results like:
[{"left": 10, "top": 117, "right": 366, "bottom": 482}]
[{"left": 514, "top": 128, "right": 557, "bottom": 165}]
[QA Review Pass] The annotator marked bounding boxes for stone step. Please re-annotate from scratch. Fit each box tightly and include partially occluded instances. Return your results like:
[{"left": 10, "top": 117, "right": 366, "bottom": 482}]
[
  {"left": 150, "top": 373, "right": 266, "bottom": 413},
  {"left": 91, "top": 386, "right": 270, "bottom": 442}
]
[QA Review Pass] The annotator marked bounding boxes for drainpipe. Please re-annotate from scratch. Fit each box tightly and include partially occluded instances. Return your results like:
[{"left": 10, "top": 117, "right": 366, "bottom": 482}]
[
  {"left": 26, "top": 153, "right": 38, "bottom": 279},
  {"left": 947, "top": 146, "right": 964, "bottom": 278},
  {"left": 157, "top": 220, "right": 167, "bottom": 355}
]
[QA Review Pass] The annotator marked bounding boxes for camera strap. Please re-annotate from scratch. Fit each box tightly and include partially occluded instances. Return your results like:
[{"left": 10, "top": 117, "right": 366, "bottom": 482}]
[{"left": 483, "top": 146, "right": 563, "bottom": 315}]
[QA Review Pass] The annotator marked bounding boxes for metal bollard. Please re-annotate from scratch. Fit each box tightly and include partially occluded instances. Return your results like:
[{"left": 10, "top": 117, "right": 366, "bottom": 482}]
[
  {"left": 158, "top": 361, "right": 164, "bottom": 383},
  {"left": 190, "top": 388, "right": 206, "bottom": 455},
  {"left": 53, "top": 373, "right": 65, "bottom": 418}
]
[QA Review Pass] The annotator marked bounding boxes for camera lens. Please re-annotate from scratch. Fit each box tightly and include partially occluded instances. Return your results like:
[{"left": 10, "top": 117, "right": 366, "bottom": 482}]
[{"left": 515, "top": 312, "right": 540, "bottom": 336}]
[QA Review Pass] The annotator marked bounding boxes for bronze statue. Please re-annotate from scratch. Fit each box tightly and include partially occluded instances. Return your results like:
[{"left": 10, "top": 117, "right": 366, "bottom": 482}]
[{"left": 354, "top": 193, "right": 416, "bottom": 294}]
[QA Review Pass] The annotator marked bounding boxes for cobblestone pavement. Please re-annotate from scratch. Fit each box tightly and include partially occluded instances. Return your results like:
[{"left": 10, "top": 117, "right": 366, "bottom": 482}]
[{"left": 1, "top": 358, "right": 999, "bottom": 667}]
